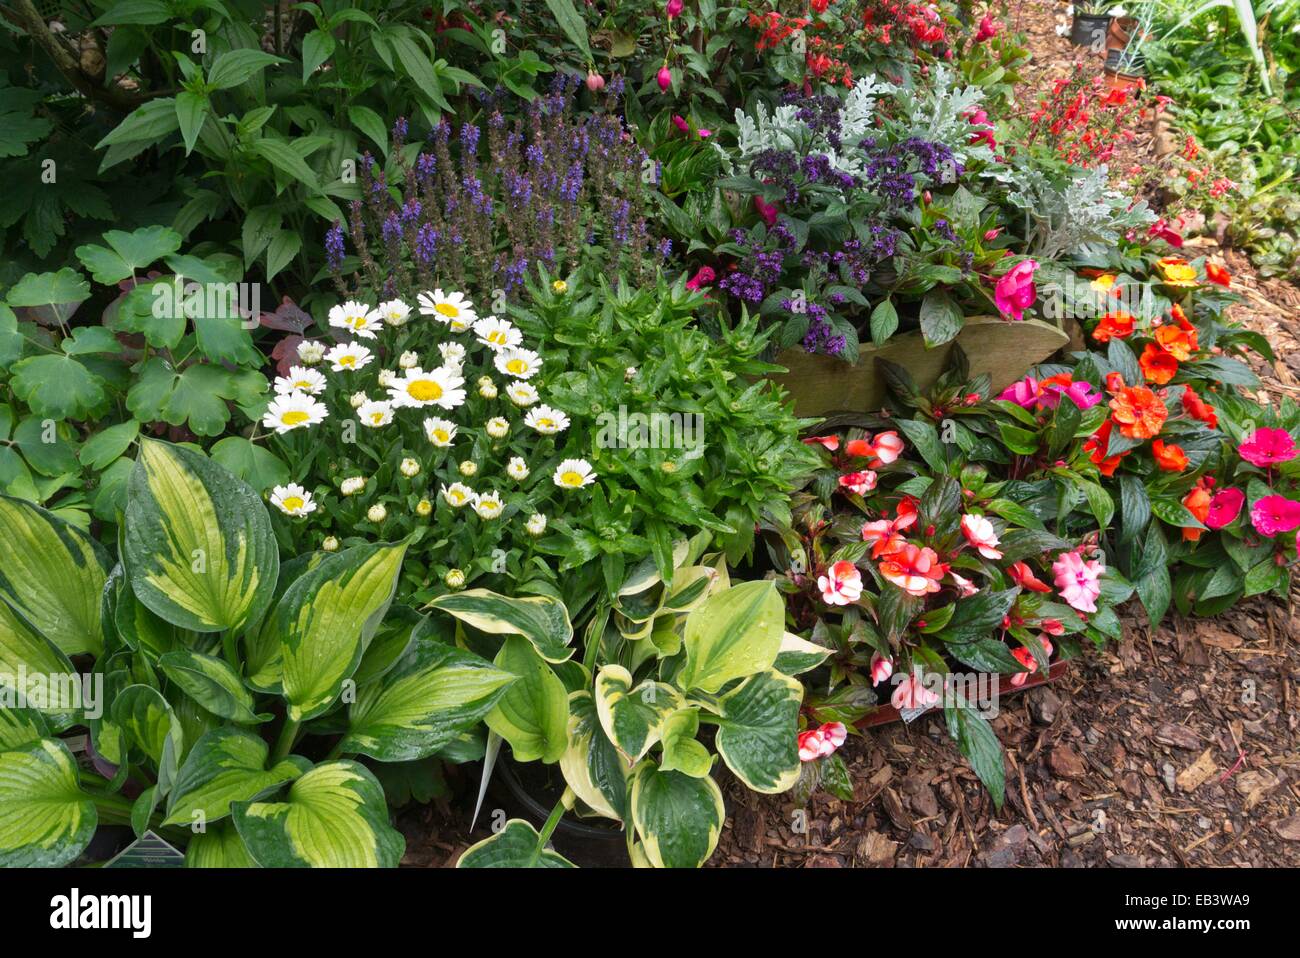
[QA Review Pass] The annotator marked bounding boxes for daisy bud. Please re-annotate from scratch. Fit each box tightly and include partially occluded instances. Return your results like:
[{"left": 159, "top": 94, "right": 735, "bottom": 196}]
[
  {"left": 526, "top": 513, "right": 548, "bottom": 536},
  {"left": 366, "top": 503, "right": 387, "bottom": 523},
  {"left": 507, "top": 456, "right": 530, "bottom": 481},
  {"left": 297, "top": 341, "right": 326, "bottom": 365},
  {"left": 625, "top": 366, "right": 637, "bottom": 381},
  {"left": 400, "top": 457, "right": 421, "bottom": 478},
  {"left": 350, "top": 392, "right": 368, "bottom": 409},
  {"left": 459, "top": 460, "right": 478, "bottom": 477},
  {"left": 416, "top": 498, "right": 433, "bottom": 517},
  {"left": 486, "top": 417, "right": 510, "bottom": 439},
  {"left": 552, "top": 280, "right": 568, "bottom": 294},
  {"left": 340, "top": 476, "right": 366, "bottom": 496},
  {"left": 399, "top": 350, "right": 419, "bottom": 369},
  {"left": 445, "top": 568, "right": 466, "bottom": 589},
  {"left": 377, "top": 369, "right": 396, "bottom": 387},
  {"left": 321, "top": 536, "right": 340, "bottom": 552},
  {"left": 478, "top": 377, "right": 498, "bottom": 399}
]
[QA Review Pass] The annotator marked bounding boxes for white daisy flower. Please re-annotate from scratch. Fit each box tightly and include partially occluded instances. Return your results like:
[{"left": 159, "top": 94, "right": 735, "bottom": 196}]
[
  {"left": 525, "top": 513, "right": 547, "bottom": 536},
  {"left": 377, "top": 299, "right": 412, "bottom": 327},
  {"left": 486, "top": 417, "right": 510, "bottom": 439},
  {"left": 399, "top": 350, "right": 419, "bottom": 369},
  {"left": 439, "top": 342, "right": 466, "bottom": 365},
  {"left": 399, "top": 458, "right": 421, "bottom": 478},
  {"left": 494, "top": 346, "right": 543, "bottom": 380},
  {"left": 358, "top": 399, "right": 394, "bottom": 428},
  {"left": 389, "top": 366, "right": 466, "bottom": 410},
  {"left": 418, "top": 289, "right": 477, "bottom": 331},
  {"left": 524, "top": 405, "right": 570, "bottom": 435},
  {"left": 423, "top": 417, "right": 457, "bottom": 447},
  {"left": 474, "top": 491, "right": 504, "bottom": 520},
  {"left": 441, "top": 482, "right": 476, "bottom": 508},
  {"left": 324, "top": 342, "right": 373, "bottom": 372},
  {"left": 270, "top": 483, "right": 316, "bottom": 517},
  {"left": 474, "top": 316, "right": 522, "bottom": 351},
  {"left": 262, "top": 391, "right": 328, "bottom": 434},
  {"left": 297, "top": 341, "right": 326, "bottom": 364},
  {"left": 274, "top": 366, "right": 327, "bottom": 396},
  {"left": 328, "top": 300, "right": 380, "bottom": 339},
  {"left": 367, "top": 503, "right": 387, "bottom": 523},
  {"left": 553, "top": 458, "right": 596, "bottom": 489},
  {"left": 506, "top": 457, "right": 529, "bottom": 481},
  {"left": 506, "top": 380, "right": 539, "bottom": 407},
  {"left": 340, "top": 476, "right": 366, "bottom": 496}
]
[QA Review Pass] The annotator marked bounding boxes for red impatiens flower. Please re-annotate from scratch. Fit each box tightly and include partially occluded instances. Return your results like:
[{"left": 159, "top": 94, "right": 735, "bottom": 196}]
[
  {"left": 1151, "top": 439, "right": 1189, "bottom": 472},
  {"left": 1091, "top": 310, "right": 1135, "bottom": 342},
  {"left": 1008, "top": 561, "right": 1052, "bottom": 593},
  {"left": 1206, "top": 487, "right": 1245, "bottom": 529},
  {"left": 1205, "top": 262, "right": 1231, "bottom": 287},
  {"left": 1181, "top": 386, "right": 1217, "bottom": 429},
  {"left": 1139, "top": 342, "right": 1178, "bottom": 385},
  {"left": 1250, "top": 495, "right": 1300, "bottom": 537},
  {"left": 878, "top": 543, "right": 946, "bottom": 597},
  {"left": 1182, "top": 483, "right": 1212, "bottom": 541},
  {"left": 1084, "top": 419, "right": 1127, "bottom": 476},
  {"left": 802, "top": 434, "right": 839, "bottom": 451}
]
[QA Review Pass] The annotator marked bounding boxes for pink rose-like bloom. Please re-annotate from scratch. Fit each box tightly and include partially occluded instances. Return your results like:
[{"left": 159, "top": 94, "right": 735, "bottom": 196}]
[
  {"left": 797, "top": 728, "right": 824, "bottom": 762},
  {"left": 656, "top": 66, "right": 672, "bottom": 92},
  {"left": 1238, "top": 427, "right": 1298, "bottom": 467},
  {"left": 798, "top": 722, "right": 848, "bottom": 761},
  {"left": 1250, "top": 495, "right": 1300, "bottom": 537},
  {"left": 1044, "top": 379, "right": 1102, "bottom": 410},
  {"left": 870, "top": 651, "right": 894, "bottom": 686},
  {"left": 753, "top": 196, "right": 779, "bottom": 227},
  {"left": 684, "top": 265, "right": 715, "bottom": 291},
  {"left": 817, "top": 559, "right": 862, "bottom": 606},
  {"left": 1206, "top": 487, "right": 1245, "bottom": 529},
  {"left": 975, "top": 15, "right": 1000, "bottom": 42},
  {"left": 994, "top": 259, "right": 1038, "bottom": 321},
  {"left": 838, "top": 470, "right": 878, "bottom": 495},
  {"left": 891, "top": 673, "right": 940, "bottom": 711},
  {"left": 961, "top": 514, "right": 1003, "bottom": 559},
  {"left": 666, "top": 0, "right": 683, "bottom": 18},
  {"left": 984, "top": 227, "right": 1002, "bottom": 241},
  {"left": 1051, "top": 550, "right": 1103, "bottom": 614},
  {"left": 949, "top": 570, "right": 980, "bottom": 597}
]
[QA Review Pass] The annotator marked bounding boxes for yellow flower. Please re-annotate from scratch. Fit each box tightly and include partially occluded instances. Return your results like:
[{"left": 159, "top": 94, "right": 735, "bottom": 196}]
[
  {"left": 552, "top": 280, "right": 568, "bottom": 294},
  {"left": 1156, "top": 257, "right": 1198, "bottom": 288}
]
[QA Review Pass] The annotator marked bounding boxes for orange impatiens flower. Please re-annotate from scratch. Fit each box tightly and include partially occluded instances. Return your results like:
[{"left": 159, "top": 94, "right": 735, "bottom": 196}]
[
  {"left": 1156, "top": 257, "right": 1198, "bottom": 288},
  {"left": 1092, "top": 310, "right": 1135, "bottom": 343},
  {"left": 1182, "top": 385, "right": 1218, "bottom": 429},
  {"left": 1151, "top": 439, "right": 1189, "bottom": 472},
  {"left": 1084, "top": 419, "right": 1127, "bottom": 476},
  {"left": 1205, "top": 262, "right": 1231, "bottom": 287},
  {"left": 1182, "top": 482, "right": 1212, "bottom": 541},
  {"left": 1169, "top": 303, "right": 1195, "bottom": 331},
  {"left": 1139, "top": 343, "right": 1178, "bottom": 384},
  {"left": 1154, "top": 323, "right": 1197, "bottom": 361},
  {"left": 1109, "top": 385, "right": 1168, "bottom": 439}
]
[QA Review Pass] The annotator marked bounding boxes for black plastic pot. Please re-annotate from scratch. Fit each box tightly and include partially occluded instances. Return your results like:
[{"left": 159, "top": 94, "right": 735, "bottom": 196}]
[
  {"left": 80, "top": 825, "right": 136, "bottom": 864},
  {"left": 1104, "top": 48, "right": 1146, "bottom": 76},
  {"left": 493, "top": 754, "right": 629, "bottom": 868},
  {"left": 1070, "top": 12, "right": 1111, "bottom": 49}
]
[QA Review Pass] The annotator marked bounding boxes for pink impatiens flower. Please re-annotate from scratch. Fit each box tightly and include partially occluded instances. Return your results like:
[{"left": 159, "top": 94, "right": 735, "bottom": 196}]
[
  {"left": 998, "top": 375, "right": 1042, "bottom": 408},
  {"left": 753, "top": 196, "right": 779, "bottom": 227},
  {"left": 797, "top": 722, "right": 847, "bottom": 762},
  {"left": 961, "top": 514, "right": 1003, "bottom": 559},
  {"left": 891, "top": 672, "right": 940, "bottom": 711},
  {"left": 838, "top": 470, "right": 878, "bottom": 495},
  {"left": 1010, "top": 636, "right": 1054, "bottom": 687},
  {"left": 685, "top": 265, "right": 715, "bottom": 291},
  {"left": 1205, "top": 487, "right": 1245, "bottom": 529},
  {"left": 949, "top": 570, "right": 980, "bottom": 597},
  {"left": 817, "top": 560, "right": 863, "bottom": 606},
  {"left": 1238, "top": 427, "right": 1298, "bottom": 467},
  {"left": 797, "top": 728, "right": 824, "bottom": 762},
  {"left": 870, "top": 651, "right": 894, "bottom": 686},
  {"left": 1250, "top": 495, "right": 1300, "bottom": 537},
  {"left": 1051, "top": 550, "right": 1104, "bottom": 614},
  {"left": 994, "top": 259, "right": 1038, "bottom": 321}
]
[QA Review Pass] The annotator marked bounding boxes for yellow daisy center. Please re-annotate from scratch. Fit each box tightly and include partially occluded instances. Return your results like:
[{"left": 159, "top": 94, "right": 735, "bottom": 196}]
[
  {"left": 489, "top": 331, "right": 506, "bottom": 344},
  {"left": 282, "top": 496, "right": 304, "bottom": 511},
  {"left": 293, "top": 379, "right": 312, "bottom": 389},
  {"left": 433, "top": 429, "right": 450, "bottom": 443},
  {"left": 435, "top": 303, "right": 460, "bottom": 319},
  {"left": 560, "top": 471, "right": 584, "bottom": 486},
  {"left": 349, "top": 315, "right": 367, "bottom": 328},
  {"left": 339, "top": 356, "right": 356, "bottom": 368},
  {"left": 507, "top": 359, "right": 527, "bottom": 374},
  {"left": 538, "top": 418, "right": 555, "bottom": 429},
  {"left": 281, "top": 410, "right": 310, "bottom": 426},
  {"left": 408, "top": 379, "right": 443, "bottom": 401}
]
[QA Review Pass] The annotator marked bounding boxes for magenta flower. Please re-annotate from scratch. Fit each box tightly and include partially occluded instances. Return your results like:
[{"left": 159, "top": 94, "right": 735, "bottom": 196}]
[
  {"left": 994, "top": 259, "right": 1038, "bottom": 321},
  {"left": 1051, "top": 550, "right": 1103, "bottom": 614},
  {"left": 1205, "top": 487, "right": 1245, "bottom": 529},
  {"left": 974, "top": 15, "right": 1000, "bottom": 42},
  {"left": 671, "top": 114, "right": 690, "bottom": 133},
  {"left": 1042, "top": 379, "right": 1102, "bottom": 410},
  {"left": 684, "top": 266, "right": 715, "bottom": 291},
  {"left": 1238, "top": 427, "right": 1298, "bottom": 467},
  {"left": 1249, "top": 495, "right": 1300, "bottom": 537},
  {"left": 656, "top": 66, "right": 672, "bottom": 92},
  {"left": 665, "top": 0, "right": 683, "bottom": 18},
  {"left": 753, "top": 196, "right": 779, "bottom": 227},
  {"left": 997, "top": 375, "right": 1041, "bottom": 408}
]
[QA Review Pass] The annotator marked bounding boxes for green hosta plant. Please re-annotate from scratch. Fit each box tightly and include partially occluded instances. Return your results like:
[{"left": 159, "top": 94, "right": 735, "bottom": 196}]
[
  {"left": 0, "top": 438, "right": 514, "bottom": 868},
  {"left": 449, "top": 538, "right": 821, "bottom": 868}
]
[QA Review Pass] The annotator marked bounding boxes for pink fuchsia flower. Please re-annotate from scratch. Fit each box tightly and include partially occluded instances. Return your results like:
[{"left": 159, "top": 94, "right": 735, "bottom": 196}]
[
  {"left": 1009, "top": 636, "right": 1054, "bottom": 687},
  {"left": 671, "top": 114, "right": 690, "bottom": 133},
  {"left": 891, "top": 672, "right": 940, "bottom": 711},
  {"left": 585, "top": 71, "right": 606, "bottom": 92},
  {"left": 974, "top": 15, "right": 1000, "bottom": 42},
  {"left": 656, "top": 66, "right": 672, "bottom": 92},
  {"left": 1238, "top": 427, "right": 1298, "bottom": 467},
  {"left": 949, "top": 570, "right": 980, "bottom": 597},
  {"left": 665, "top": 0, "right": 683, "bottom": 18},
  {"left": 984, "top": 227, "right": 1002, "bottom": 241},
  {"left": 961, "top": 514, "right": 1003, "bottom": 559},
  {"left": 994, "top": 259, "right": 1038, "bottom": 321},
  {"left": 1051, "top": 550, "right": 1104, "bottom": 614},
  {"left": 817, "top": 560, "right": 863, "bottom": 606},
  {"left": 1009, "top": 560, "right": 1052, "bottom": 593},
  {"left": 1250, "top": 495, "right": 1300, "bottom": 537},
  {"left": 870, "top": 651, "right": 893, "bottom": 686},
  {"left": 753, "top": 196, "right": 779, "bottom": 227},
  {"left": 1206, "top": 487, "right": 1245, "bottom": 529},
  {"left": 797, "top": 728, "right": 825, "bottom": 762},
  {"left": 838, "top": 470, "right": 878, "bottom": 495},
  {"left": 684, "top": 266, "right": 715, "bottom": 291}
]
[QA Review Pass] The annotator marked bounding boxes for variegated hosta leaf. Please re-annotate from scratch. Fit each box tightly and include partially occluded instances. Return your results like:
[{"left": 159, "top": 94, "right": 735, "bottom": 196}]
[
  {"left": 0, "top": 601, "right": 76, "bottom": 716},
  {"left": 340, "top": 627, "right": 515, "bottom": 761},
  {"left": 485, "top": 636, "right": 568, "bottom": 763},
  {"left": 0, "top": 738, "right": 97, "bottom": 867},
  {"left": 428, "top": 589, "right": 574, "bottom": 663},
  {"left": 456, "top": 819, "right": 575, "bottom": 868},
  {"left": 106, "top": 564, "right": 179, "bottom": 658},
  {"left": 278, "top": 541, "right": 408, "bottom": 722},
  {"left": 244, "top": 552, "right": 329, "bottom": 693},
  {"left": 0, "top": 706, "right": 48, "bottom": 750},
  {"left": 163, "top": 728, "right": 309, "bottom": 827},
  {"left": 594, "top": 665, "right": 682, "bottom": 764},
  {"left": 185, "top": 820, "right": 258, "bottom": 868},
  {"left": 123, "top": 439, "right": 278, "bottom": 633},
  {"left": 159, "top": 650, "right": 270, "bottom": 725},
  {"left": 630, "top": 761, "right": 724, "bottom": 869},
  {"left": 112, "top": 684, "right": 184, "bottom": 795},
  {"left": 678, "top": 580, "right": 784, "bottom": 693},
  {"left": 659, "top": 708, "right": 712, "bottom": 779},
  {"left": 232, "top": 760, "right": 405, "bottom": 868},
  {"left": 560, "top": 691, "right": 629, "bottom": 821},
  {"left": 617, "top": 539, "right": 689, "bottom": 597},
  {"left": 714, "top": 670, "right": 802, "bottom": 794},
  {"left": 774, "top": 631, "right": 832, "bottom": 676},
  {"left": 0, "top": 495, "right": 109, "bottom": 656},
  {"left": 660, "top": 565, "right": 725, "bottom": 617}
]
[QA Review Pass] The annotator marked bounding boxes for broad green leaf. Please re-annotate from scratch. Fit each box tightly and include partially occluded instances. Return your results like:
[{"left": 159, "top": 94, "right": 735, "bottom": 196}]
[
  {"left": 714, "top": 670, "right": 802, "bottom": 793},
  {"left": 593, "top": 664, "right": 682, "bottom": 763},
  {"left": 0, "top": 706, "right": 48, "bottom": 750},
  {"left": 659, "top": 708, "right": 711, "bottom": 779},
  {"left": 5, "top": 268, "right": 90, "bottom": 309},
  {"left": 0, "top": 495, "right": 109, "bottom": 655},
  {"left": 158, "top": 650, "right": 270, "bottom": 724},
  {"left": 163, "top": 728, "right": 308, "bottom": 827},
  {"left": 112, "top": 684, "right": 184, "bottom": 795},
  {"left": 74, "top": 226, "right": 182, "bottom": 284},
  {"left": 302, "top": 29, "right": 336, "bottom": 82},
  {"left": 542, "top": 0, "right": 592, "bottom": 60},
  {"left": 0, "top": 739, "right": 96, "bottom": 867},
  {"left": 209, "top": 437, "right": 289, "bottom": 492},
  {"left": 773, "top": 631, "right": 831, "bottom": 676},
  {"left": 560, "top": 691, "right": 629, "bottom": 821},
  {"left": 341, "top": 627, "right": 514, "bottom": 761},
  {"left": 9, "top": 355, "right": 108, "bottom": 420},
  {"left": 185, "top": 820, "right": 257, "bottom": 867},
  {"left": 123, "top": 439, "right": 278, "bottom": 633},
  {"left": 485, "top": 636, "right": 568, "bottom": 763},
  {"left": 0, "top": 601, "right": 75, "bottom": 716},
  {"left": 630, "top": 761, "right": 724, "bottom": 868},
  {"left": 456, "top": 818, "right": 575, "bottom": 868},
  {"left": 945, "top": 699, "right": 1005, "bottom": 809},
  {"left": 248, "top": 137, "right": 321, "bottom": 193},
  {"left": 207, "top": 49, "right": 284, "bottom": 90},
  {"left": 678, "top": 581, "right": 784, "bottom": 693},
  {"left": 127, "top": 360, "right": 238, "bottom": 436},
  {"left": 232, "top": 760, "right": 404, "bottom": 868},
  {"left": 920, "top": 290, "right": 963, "bottom": 346},
  {"left": 78, "top": 421, "right": 139, "bottom": 471},
  {"left": 428, "top": 589, "right": 574, "bottom": 663},
  {"left": 278, "top": 541, "right": 408, "bottom": 721},
  {"left": 175, "top": 91, "right": 208, "bottom": 154}
]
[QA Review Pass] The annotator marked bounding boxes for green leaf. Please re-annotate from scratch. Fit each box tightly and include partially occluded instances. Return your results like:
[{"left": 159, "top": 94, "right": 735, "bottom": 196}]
[
  {"left": 542, "top": 0, "right": 593, "bottom": 60},
  {"left": 127, "top": 359, "right": 237, "bottom": 436},
  {"left": 96, "top": 98, "right": 180, "bottom": 152},
  {"left": 659, "top": 708, "right": 711, "bottom": 778},
  {"left": 207, "top": 49, "right": 284, "bottom": 90},
  {"left": 0, "top": 706, "right": 48, "bottom": 750},
  {"left": 945, "top": 700, "right": 1005, "bottom": 808},
  {"left": 870, "top": 297, "right": 899, "bottom": 345},
  {"left": 301, "top": 30, "right": 336, "bottom": 83},
  {"left": 428, "top": 589, "right": 574, "bottom": 663},
  {"left": 0, "top": 601, "right": 75, "bottom": 716},
  {"left": 185, "top": 821, "right": 257, "bottom": 867},
  {"left": 713, "top": 669, "right": 801, "bottom": 793},
  {"left": 164, "top": 728, "right": 308, "bottom": 827},
  {"left": 0, "top": 739, "right": 96, "bottom": 867},
  {"left": 265, "top": 230, "right": 302, "bottom": 281},
  {"left": 679, "top": 581, "right": 784, "bottom": 693},
  {"left": 123, "top": 439, "right": 279, "bottom": 633},
  {"left": 159, "top": 650, "right": 271, "bottom": 724},
  {"left": 919, "top": 290, "right": 963, "bottom": 347},
  {"left": 79, "top": 421, "right": 140, "bottom": 471},
  {"left": 630, "top": 761, "right": 724, "bottom": 868},
  {"left": 5, "top": 268, "right": 90, "bottom": 309},
  {"left": 773, "top": 631, "right": 831, "bottom": 676},
  {"left": 560, "top": 690, "right": 630, "bottom": 821},
  {"left": 209, "top": 437, "right": 288, "bottom": 492},
  {"left": 232, "top": 760, "right": 405, "bottom": 868},
  {"left": 485, "top": 636, "right": 568, "bottom": 763},
  {"left": 348, "top": 105, "right": 390, "bottom": 155},
  {"left": 248, "top": 137, "right": 321, "bottom": 193},
  {"left": 457, "top": 818, "right": 575, "bottom": 868},
  {"left": 9, "top": 355, "right": 108, "bottom": 420},
  {"left": 593, "top": 665, "right": 683, "bottom": 764},
  {"left": 175, "top": 91, "right": 209, "bottom": 154},
  {"left": 112, "top": 684, "right": 184, "bottom": 795},
  {"left": 75, "top": 226, "right": 183, "bottom": 285}
]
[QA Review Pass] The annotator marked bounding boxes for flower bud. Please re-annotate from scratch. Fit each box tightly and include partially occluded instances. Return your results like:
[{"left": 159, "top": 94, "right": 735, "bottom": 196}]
[
  {"left": 400, "top": 457, "right": 421, "bottom": 478},
  {"left": 321, "top": 536, "right": 340, "bottom": 552},
  {"left": 657, "top": 66, "right": 672, "bottom": 92},
  {"left": 586, "top": 71, "right": 605, "bottom": 92},
  {"left": 445, "top": 569, "right": 466, "bottom": 589},
  {"left": 366, "top": 503, "right": 387, "bottom": 523}
]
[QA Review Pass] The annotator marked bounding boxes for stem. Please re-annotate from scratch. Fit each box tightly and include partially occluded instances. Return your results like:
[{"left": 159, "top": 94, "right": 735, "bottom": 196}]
[
  {"left": 527, "top": 787, "right": 572, "bottom": 865},
  {"left": 270, "top": 717, "right": 301, "bottom": 764}
]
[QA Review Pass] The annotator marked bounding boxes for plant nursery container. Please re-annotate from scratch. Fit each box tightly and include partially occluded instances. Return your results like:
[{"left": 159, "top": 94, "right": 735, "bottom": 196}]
[
  {"left": 856, "top": 658, "right": 1069, "bottom": 729},
  {"left": 1069, "top": 12, "right": 1111, "bottom": 49}
]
